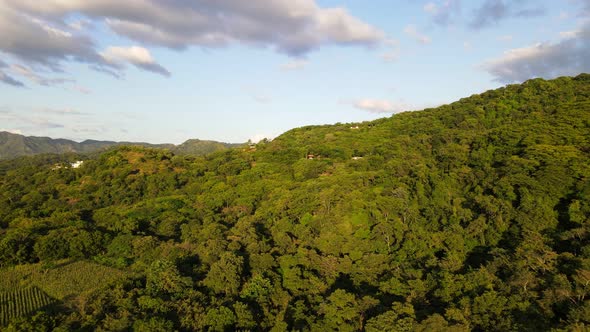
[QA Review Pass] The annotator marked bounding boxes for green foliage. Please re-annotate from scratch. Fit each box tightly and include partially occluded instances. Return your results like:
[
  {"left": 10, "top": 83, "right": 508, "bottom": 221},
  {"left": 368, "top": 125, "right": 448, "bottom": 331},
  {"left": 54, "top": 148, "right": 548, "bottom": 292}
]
[
  {"left": 132, "top": 317, "right": 174, "bottom": 332},
  {"left": 203, "top": 253, "right": 244, "bottom": 296},
  {"left": 0, "top": 74, "right": 589, "bottom": 330},
  {"left": 146, "top": 259, "right": 191, "bottom": 297},
  {"left": 205, "top": 306, "right": 236, "bottom": 331},
  {"left": 172, "top": 139, "right": 242, "bottom": 157},
  {"left": 0, "top": 231, "right": 34, "bottom": 267},
  {"left": 3, "top": 312, "right": 56, "bottom": 331}
]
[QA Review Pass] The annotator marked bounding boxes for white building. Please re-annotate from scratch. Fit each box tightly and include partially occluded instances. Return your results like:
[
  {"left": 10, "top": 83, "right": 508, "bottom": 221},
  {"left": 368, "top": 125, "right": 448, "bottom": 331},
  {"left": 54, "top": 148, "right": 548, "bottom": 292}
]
[{"left": 71, "top": 161, "right": 84, "bottom": 168}]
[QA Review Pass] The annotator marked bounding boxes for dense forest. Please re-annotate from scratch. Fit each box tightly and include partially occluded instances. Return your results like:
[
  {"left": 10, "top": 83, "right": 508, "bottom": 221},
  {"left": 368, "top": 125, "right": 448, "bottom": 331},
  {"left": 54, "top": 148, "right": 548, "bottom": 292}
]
[{"left": 0, "top": 74, "right": 589, "bottom": 331}]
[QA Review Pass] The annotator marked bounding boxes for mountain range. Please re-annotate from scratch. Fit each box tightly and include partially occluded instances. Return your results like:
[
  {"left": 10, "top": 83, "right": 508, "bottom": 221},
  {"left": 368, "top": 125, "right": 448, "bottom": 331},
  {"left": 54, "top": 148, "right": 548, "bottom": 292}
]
[{"left": 0, "top": 131, "right": 242, "bottom": 160}]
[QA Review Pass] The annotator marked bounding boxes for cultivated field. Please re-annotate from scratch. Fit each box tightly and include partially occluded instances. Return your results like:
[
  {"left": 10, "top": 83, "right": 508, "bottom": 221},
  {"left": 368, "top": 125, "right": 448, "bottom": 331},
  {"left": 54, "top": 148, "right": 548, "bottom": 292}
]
[{"left": 0, "top": 260, "right": 128, "bottom": 325}]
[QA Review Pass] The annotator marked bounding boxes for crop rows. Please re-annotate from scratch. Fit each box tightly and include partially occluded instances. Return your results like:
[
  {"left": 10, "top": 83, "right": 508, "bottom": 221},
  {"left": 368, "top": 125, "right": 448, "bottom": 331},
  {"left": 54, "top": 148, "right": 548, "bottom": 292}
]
[{"left": 0, "top": 287, "right": 54, "bottom": 326}]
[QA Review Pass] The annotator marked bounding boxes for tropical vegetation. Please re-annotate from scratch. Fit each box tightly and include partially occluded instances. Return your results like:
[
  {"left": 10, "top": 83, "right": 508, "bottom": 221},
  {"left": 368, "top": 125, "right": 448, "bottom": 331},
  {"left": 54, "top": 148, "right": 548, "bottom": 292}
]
[{"left": 0, "top": 74, "right": 589, "bottom": 331}]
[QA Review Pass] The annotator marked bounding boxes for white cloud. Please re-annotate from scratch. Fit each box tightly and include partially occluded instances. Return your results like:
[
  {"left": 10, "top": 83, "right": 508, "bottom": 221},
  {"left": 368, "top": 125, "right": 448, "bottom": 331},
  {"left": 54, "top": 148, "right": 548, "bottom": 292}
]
[
  {"left": 497, "top": 35, "right": 513, "bottom": 42},
  {"left": 481, "top": 23, "right": 590, "bottom": 83},
  {"left": 11, "top": 64, "right": 74, "bottom": 86},
  {"left": 352, "top": 99, "right": 413, "bottom": 113},
  {"left": 404, "top": 25, "right": 431, "bottom": 44},
  {"left": 101, "top": 46, "right": 170, "bottom": 77},
  {"left": 102, "top": 46, "right": 155, "bottom": 64},
  {"left": 281, "top": 59, "right": 308, "bottom": 71},
  {"left": 0, "top": 6, "right": 106, "bottom": 72},
  {"left": 0, "top": 1, "right": 384, "bottom": 84},
  {"left": 3, "top": 0, "right": 384, "bottom": 56}
]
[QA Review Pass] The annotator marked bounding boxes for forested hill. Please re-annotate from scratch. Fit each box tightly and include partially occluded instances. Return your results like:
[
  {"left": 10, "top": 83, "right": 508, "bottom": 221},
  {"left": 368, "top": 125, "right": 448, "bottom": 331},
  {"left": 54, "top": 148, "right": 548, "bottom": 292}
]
[
  {"left": 0, "top": 132, "right": 240, "bottom": 160},
  {"left": 173, "top": 139, "right": 243, "bottom": 156},
  {"left": 0, "top": 74, "right": 589, "bottom": 331}
]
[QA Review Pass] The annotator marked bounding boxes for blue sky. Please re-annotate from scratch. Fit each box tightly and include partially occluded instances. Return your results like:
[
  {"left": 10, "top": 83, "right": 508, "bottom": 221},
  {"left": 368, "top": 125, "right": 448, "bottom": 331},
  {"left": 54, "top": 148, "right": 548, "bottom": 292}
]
[{"left": 0, "top": 0, "right": 588, "bottom": 144}]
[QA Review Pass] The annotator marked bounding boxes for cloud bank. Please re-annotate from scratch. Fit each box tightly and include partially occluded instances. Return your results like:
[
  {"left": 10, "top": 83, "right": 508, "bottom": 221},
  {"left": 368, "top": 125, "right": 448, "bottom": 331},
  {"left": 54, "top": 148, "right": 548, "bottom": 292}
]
[
  {"left": 11, "top": 64, "right": 74, "bottom": 86},
  {"left": 0, "top": 0, "right": 383, "bottom": 87},
  {"left": 482, "top": 23, "right": 590, "bottom": 83},
  {"left": 24, "top": 0, "right": 383, "bottom": 54},
  {"left": 423, "top": 0, "right": 545, "bottom": 29}
]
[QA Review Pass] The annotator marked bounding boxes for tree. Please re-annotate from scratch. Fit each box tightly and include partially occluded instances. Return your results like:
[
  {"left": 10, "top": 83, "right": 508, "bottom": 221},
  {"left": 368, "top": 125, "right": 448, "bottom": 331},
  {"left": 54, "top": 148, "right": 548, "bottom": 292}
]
[
  {"left": 203, "top": 252, "right": 244, "bottom": 296},
  {"left": 205, "top": 306, "right": 235, "bottom": 332},
  {"left": 0, "top": 230, "right": 34, "bottom": 266},
  {"left": 314, "top": 289, "right": 377, "bottom": 331},
  {"left": 146, "top": 259, "right": 191, "bottom": 297}
]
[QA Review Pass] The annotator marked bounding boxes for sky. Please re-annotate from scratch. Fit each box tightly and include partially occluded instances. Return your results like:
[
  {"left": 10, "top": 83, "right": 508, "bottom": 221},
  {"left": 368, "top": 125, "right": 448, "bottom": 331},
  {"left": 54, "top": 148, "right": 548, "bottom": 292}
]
[{"left": 0, "top": 0, "right": 589, "bottom": 144}]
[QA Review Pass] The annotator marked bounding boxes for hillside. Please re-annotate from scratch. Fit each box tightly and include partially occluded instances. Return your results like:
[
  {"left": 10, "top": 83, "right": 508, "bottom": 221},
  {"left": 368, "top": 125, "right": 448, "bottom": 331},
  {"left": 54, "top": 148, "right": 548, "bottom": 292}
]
[
  {"left": 0, "top": 74, "right": 589, "bottom": 331},
  {"left": 0, "top": 132, "right": 240, "bottom": 160},
  {"left": 173, "top": 139, "right": 242, "bottom": 156}
]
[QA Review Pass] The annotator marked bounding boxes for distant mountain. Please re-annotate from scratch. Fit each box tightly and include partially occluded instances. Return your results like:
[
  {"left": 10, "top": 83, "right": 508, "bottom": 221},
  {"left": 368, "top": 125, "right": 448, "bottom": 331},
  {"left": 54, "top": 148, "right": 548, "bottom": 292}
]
[{"left": 0, "top": 132, "right": 241, "bottom": 159}]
